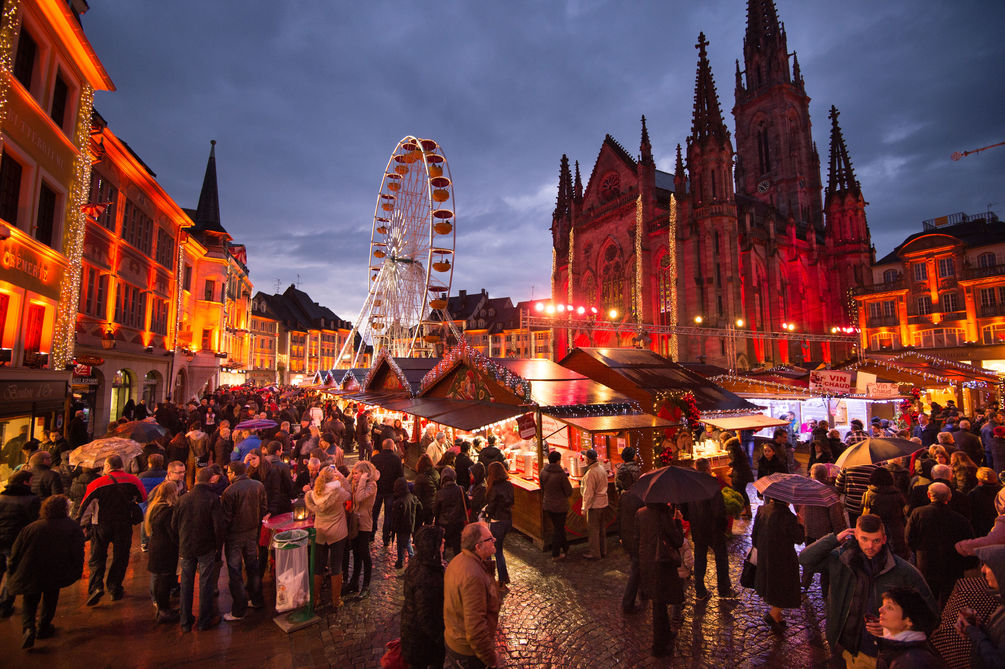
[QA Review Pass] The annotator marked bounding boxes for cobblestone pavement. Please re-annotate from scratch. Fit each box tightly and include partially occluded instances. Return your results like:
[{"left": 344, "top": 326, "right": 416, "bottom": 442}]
[{"left": 0, "top": 489, "right": 832, "bottom": 668}]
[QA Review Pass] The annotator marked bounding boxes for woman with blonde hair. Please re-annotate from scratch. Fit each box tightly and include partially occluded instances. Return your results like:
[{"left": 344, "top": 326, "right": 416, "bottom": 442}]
[
  {"left": 343, "top": 460, "right": 378, "bottom": 600},
  {"left": 305, "top": 466, "right": 350, "bottom": 609},
  {"left": 144, "top": 481, "right": 180, "bottom": 623}
]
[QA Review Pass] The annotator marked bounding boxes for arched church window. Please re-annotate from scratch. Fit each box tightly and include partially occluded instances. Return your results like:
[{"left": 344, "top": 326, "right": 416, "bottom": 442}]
[
  {"left": 658, "top": 256, "right": 673, "bottom": 316},
  {"left": 601, "top": 246, "right": 623, "bottom": 313}
]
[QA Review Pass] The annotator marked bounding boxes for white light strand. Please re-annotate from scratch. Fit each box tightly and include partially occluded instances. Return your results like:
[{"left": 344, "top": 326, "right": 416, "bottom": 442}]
[{"left": 668, "top": 194, "right": 679, "bottom": 361}]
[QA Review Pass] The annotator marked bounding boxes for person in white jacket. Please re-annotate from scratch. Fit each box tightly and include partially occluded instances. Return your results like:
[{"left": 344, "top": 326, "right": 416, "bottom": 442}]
[{"left": 581, "top": 449, "right": 609, "bottom": 559}]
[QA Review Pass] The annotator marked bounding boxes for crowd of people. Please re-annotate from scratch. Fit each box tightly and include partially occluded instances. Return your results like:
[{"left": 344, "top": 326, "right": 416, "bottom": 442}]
[{"left": 1, "top": 386, "right": 1005, "bottom": 668}]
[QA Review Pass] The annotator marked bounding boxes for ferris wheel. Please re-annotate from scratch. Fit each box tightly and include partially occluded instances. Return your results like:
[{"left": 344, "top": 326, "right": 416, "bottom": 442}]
[{"left": 337, "top": 136, "right": 457, "bottom": 368}]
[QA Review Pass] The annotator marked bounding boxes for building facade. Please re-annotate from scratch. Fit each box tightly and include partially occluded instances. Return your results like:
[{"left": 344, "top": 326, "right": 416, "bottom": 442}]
[
  {"left": 428, "top": 289, "right": 552, "bottom": 359},
  {"left": 0, "top": 0, "right": 112, "bottom": 475},
  {"left": 854, "top": 211, "right": 1005, "bottom": 373},
  {"left": 550, "top": 0, "right": 871, "bottom": 368}
]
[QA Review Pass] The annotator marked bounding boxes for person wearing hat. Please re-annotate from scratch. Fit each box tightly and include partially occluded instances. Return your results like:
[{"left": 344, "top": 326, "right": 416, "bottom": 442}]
[
  {"left": 956, "top": 545, "right": 1005, "bottom": 667},
  {"left": 615, "top": 447, "right": 641, "bottom": 494},
  {"left": 581, "top": 449, "right": 609, "bottom": 560}
]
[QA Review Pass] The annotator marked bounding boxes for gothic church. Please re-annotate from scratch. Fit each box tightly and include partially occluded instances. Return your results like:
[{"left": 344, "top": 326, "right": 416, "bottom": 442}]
[{"left": 550, "top": 0, "right": 873, "bottom": 368}]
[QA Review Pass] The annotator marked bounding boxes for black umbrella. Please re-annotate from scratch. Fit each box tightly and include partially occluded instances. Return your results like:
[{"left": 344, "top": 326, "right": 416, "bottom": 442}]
[
  {"left": 834, "top": 437, "right": 919, "bottom": 468},
  {"left": 113, "top": 420, "right": 167, "bottom": 443},
  {"left": 628, "top": 465, "right": 722, "bottom": 504}
]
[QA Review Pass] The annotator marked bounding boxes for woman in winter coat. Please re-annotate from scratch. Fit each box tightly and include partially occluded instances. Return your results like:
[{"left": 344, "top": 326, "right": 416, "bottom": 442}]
[
  {"left": 344, "top": 459, "right": 378, "bottom": 599},
  {"left": 636, "top": 502, "right": 685, "bottom": 658},
  {"left": 539, "top": 450, "right": 573, "bottom": 559},
  {"left": 951, "top": 451, "right": 980, "bottom": 495},
  {"left": 6, "top": 495, "right": 84, "bottom": 649},
  {"left": 726, "top": 437, "right": 754, "bottom": 518},
  {"left": 484, "top": 461, "right": 515, "bottom": 587},
  {"left": 752, "top": 497, "right": 805, "bottom": 634},
  {"left": 432, "top": 466, "right": 467, "bottom": 558},
  {"left": 413, "top": 454, "right": 439, "bottom": 526},
  {"left": 390, "top": 476, "right": 420, "bottom": 569},
  {"left": 860, "top": 467, "right": 909, "bottom": 558},
  {"left": 304, "top": 466, "right": 351, "bottom": 609},
  {"left": 467, "top": 463, "right": 487, "bottom": 521},
  {"left": 144, "top": 481, "right": 180, "bottom": 623},
  {"left": 756, "top": 443, "right": 788, "bottom": 484},
  {"left": 400, "top": 525, "right": 446, "bottom": 669},
  {"left": 969, "top": 467, "right": 1004, "bottom": 539}
]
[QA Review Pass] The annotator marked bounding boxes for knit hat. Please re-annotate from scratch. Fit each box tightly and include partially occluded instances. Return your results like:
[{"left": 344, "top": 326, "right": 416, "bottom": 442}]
[{"left": 585, "top": 449, "right": 598, "bottom": 461}]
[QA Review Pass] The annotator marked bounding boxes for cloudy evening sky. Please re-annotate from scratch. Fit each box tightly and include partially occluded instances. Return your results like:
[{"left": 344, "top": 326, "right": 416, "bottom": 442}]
[{"left": 82, "top": 1, "right": 1005, "bottom": 324}]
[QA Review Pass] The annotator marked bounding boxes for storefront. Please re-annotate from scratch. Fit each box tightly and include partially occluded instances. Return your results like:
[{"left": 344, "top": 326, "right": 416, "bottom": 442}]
[{"left": 0, "top": 375, "right": 69, "bottom": 483}]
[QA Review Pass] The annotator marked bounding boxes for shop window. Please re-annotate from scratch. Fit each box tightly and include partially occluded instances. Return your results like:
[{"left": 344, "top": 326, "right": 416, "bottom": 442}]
[
  {"left": 913, "top": 263, "right": 927, "bottom": 282},
  {"left": 870, "top": 332, "right": 897, "bottom": 350},
  {"left": 13, "top": 27, "right": 36, "bottom": 91},
  {"left": 50, "top": 72, "right": 68, "bottom": 128},
  {"left": 912, "top": 328, "right": 964, "bottom": 349},
  {"left": 0, "top": 152, "right": 22, "bottom": 225},
  {"left": 35, "top": 182, "right": 57, "bottom": 248},
  {"left": 983, "top": 324, "right": 1005, "bottom": 345},
  {"left": 937, "top": 257, "right": 955, "bottom": 278}
]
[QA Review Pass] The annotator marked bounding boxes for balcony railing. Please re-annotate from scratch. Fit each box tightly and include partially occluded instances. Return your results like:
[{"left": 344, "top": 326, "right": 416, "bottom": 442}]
[
  {"left": 866, "top": 315, "right": 900, "bottom": 328},
  {"left": 963, "top": 264, "right": 1005, "bottom": 280},
  {"left": 852, "top": 278, "right": 906, "bottom": 296}
]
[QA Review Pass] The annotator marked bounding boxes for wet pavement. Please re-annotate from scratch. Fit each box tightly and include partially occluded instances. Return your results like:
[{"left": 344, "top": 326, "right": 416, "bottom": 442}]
[{"left": 1, "top": 488, "right": 831, "bottom": 668}]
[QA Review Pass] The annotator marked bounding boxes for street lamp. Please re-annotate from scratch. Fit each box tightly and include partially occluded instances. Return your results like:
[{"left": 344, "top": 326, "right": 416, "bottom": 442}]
[
  {"left": 608, "top": 309, "right": 618, "bottom": 320},
  {"left": 694, "top": 315, "right": 703, "bottom": 325},
  {"left": 735, "top": 318, "right": 744, "bottom": 328}
]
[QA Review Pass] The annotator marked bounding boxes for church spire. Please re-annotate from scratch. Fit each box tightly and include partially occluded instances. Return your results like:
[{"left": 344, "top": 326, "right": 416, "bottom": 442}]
[
  {"left": 639, "top": 115, "right": 654, "bottom": 167},
  {"left": 688, "top": 33, "right": 729, "bottom": 146},
  {"left": 825, "top": 106, "right": 859, "bottom": 199},
  {"left": 195, "top": 139, "right": 226, "bottom": 233},
  {"left": 573, "top": 160, "right": 583, "bottom": 202},
  {"left": 674, "top": 143, "right": 686, "bottom": 194},
  {"left": 554, "top": 154, "right": 572, "bottom": 219},
  {"left": 741, "top": 0, "right": 790, "bottom": 95}
]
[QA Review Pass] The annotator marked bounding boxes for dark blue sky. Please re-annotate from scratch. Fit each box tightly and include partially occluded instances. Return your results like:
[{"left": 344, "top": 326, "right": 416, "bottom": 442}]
[{"left": 82, "top": 1, "right": 1005, "bottom": 322}]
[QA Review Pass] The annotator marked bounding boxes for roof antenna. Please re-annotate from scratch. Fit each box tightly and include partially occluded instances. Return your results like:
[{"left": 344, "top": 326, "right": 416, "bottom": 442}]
[
  {"left": 274, "top": 278, "right": 280, "bottom": 293},
  {"left": 296, "top": 273, "right": 302, "bottom": 288}
]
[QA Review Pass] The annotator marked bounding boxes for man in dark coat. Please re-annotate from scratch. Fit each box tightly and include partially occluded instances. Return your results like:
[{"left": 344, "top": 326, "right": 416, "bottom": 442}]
[
  {"left": 799, "top": 514, "right": 937, "bottom": 667},
  {"left": 0, "top": 470, "right": 40, "bottom": 617},
  {"left": 454, "top": 441, "right": 474, "bottom": 491},
  {"left": 476, "top": 436, "right": 505, "bottom": 470},
  {"left": 75, "top": 454, "right": 146, "bottom": 605},
  {"left": 905, "top": 482, "right": 974, "bottom": 607},
  {"left": 42, "top": 431, "right": 71, "bottom": 467},
  {"left": 955, "top": 420, "right": 985, "bottom": 466},
  {"left": 400, "top": 525, "right": 446, "bottom": 669},
  {"left": 67, "top": 411, "right": 89, "bottom": 449},
  {"left": 618, "top": 489, "right": 644, "bottom": 614},
  {"left": 6, "top": 495, "right": 85, "bottom": 649},
  {"left": 685, "top": 459, "right": 734, "bottom": 599},
  {"left": 906, "top": 464, "right": 972, "bottom": 520},
  {"left": 372, "top": 438, "right": 404, "bottom": 545},
  {"left": 636, "top": 502, "right": 685, "bottom": 658},
  {"left": 221, "top": 462, "right": 267, "bottom": 620},
  {"left": 173, "top": 467, "right": 225, "bottom": 632},
  {"left": 28, "top": 451, "right": 64, "bottom": 500}
]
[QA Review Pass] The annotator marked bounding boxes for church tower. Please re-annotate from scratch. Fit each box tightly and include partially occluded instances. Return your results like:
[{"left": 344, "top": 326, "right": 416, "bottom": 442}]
[
  {"left": 733, "top": 0, "right": 822, "bottom": 229},
  {"left": 685, "top": 33, "right": 742, "bottom": 365},
  {"left": 824, "top": 105, "right": 872, "bottom": 324}
]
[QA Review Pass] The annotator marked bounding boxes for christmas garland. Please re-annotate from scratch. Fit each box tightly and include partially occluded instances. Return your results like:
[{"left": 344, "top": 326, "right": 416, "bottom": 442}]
[{"left": 420, "top": 339, "right": 532, "bottom": 400}]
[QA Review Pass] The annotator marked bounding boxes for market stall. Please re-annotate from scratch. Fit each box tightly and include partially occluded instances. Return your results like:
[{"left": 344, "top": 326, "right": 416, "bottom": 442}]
[
  {"left": 410, "top": 344, "right": 672, "bottom": 549},
  {"left": 558, "top": 347, "right": 760, "bottom": 470}
]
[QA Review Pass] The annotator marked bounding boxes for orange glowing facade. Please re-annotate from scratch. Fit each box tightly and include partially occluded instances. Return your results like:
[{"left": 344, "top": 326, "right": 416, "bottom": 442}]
[
  {"left": 854, "top": 211, "right": 1005, "bottom": 372},
  {"left": 0, "top": 0, "right": 112, "bottom": 466}
]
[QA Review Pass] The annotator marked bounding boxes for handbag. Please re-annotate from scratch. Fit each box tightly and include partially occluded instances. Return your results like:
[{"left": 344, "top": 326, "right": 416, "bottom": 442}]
[
  {"left": 739, "top": 547, "right": 757, "bottom": 588},
  {"left": 380, "top": 638, "right": 406, "bottom": 669},
  {"left": 346, "top": 499, "right": 361, "bottom": 541}
]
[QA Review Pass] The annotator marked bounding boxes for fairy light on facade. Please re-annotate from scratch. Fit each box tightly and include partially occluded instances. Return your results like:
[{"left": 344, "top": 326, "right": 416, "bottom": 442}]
[
  {"left": 668, "top": 194, "right": 679, "bottom": 361},
  {"left": 0, "top": 0, "right": 21, "bottom": 156},
  {"left": 52, "top": 81, "right": 95, "bottom": 369},
  {"left": 567, "top": 226, "right": 574, "bottom": 350},
  {"left": 634, "top": 194, "right": 643, "bottom": 321}
]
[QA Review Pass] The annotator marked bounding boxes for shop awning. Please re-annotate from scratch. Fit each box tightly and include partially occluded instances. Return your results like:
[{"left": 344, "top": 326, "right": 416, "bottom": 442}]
[
  {"left": 701, "top": 414, "right": 792, "bottom": 431},
  {"left": 546, "top": 413, "right": 674, "bottom": 432}
]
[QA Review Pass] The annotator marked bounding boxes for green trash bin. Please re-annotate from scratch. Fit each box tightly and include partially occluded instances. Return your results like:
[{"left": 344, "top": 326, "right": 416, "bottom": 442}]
[{"left": 272, "top": 528, "right": 316, "bottom": 623}]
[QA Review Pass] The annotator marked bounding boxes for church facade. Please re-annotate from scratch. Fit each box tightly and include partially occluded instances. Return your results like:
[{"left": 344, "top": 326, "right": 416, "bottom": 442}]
[{"left": 550, "top": 0, "right": 873, "bottom": 368}]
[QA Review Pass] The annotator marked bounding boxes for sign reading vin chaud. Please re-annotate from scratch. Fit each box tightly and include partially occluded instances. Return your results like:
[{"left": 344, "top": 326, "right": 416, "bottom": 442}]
[{"left": 809, "top": 370, "right": 853, "bottom": 395}]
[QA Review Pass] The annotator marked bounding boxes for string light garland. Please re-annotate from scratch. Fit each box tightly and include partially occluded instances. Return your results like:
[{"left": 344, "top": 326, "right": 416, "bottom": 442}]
[
  {"left": 0, "top": 0, "right": 21, "bottom": 156},
  {"left": 420, "top": 339, "right": 533, "bottom": 400},
  {"left": 52, "top": 81, "right": 95, "bottom": 369},
  {"left": 668, "top": 194, "right": 679, "bottom": 361},
  {"left": 634, "top": 193, "right": 642, "bottom": 321}
]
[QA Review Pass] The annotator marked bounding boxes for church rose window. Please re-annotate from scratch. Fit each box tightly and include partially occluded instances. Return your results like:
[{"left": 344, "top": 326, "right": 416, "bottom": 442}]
[{"left": 600, "top": 173, "right": 620, "bottom": 202}]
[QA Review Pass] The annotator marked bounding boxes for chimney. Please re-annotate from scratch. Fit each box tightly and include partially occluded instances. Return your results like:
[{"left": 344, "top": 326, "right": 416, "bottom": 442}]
[{"left": 459, "top": 290, "right": 467, "bottom": 299}]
